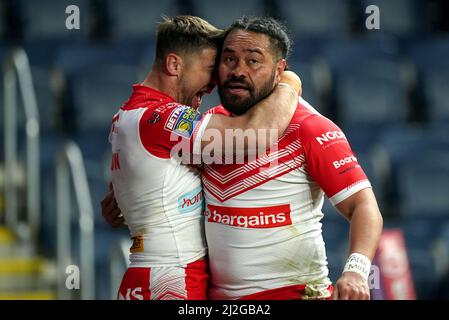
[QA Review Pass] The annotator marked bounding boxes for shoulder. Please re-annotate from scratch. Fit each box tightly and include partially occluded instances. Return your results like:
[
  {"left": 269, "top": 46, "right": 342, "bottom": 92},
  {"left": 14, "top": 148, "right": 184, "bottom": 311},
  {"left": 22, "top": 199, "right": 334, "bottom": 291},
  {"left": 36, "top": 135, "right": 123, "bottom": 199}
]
[
  {"left": 140, "top": 102, "right": 203, "bottom": 139},
  {"left": 294, "top": 98, "right": 343, "bottom": 141}
]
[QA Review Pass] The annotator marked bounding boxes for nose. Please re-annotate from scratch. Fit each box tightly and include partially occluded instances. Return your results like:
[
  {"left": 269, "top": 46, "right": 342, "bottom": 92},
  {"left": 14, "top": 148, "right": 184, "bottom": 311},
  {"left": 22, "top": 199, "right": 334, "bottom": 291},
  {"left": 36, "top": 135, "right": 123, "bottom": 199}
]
[{"left": 230, "top": 60, "right": 247, "bottom": 79}]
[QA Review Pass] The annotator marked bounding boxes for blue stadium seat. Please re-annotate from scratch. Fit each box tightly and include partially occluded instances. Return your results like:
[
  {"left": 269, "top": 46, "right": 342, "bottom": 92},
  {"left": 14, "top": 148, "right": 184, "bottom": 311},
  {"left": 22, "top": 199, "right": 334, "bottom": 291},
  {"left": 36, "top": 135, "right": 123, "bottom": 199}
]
[
  {"left": 401, "top": 217, "right": 444, "bottom": 251},
  {"left": 378, "top": 125, "right": 449, "bottom": 167},
  {"left": 409, "top": 38, "right": 449, "bottom": 124},
  {"left": 70, "top": 65, "right": 137, "bottom": 132},
  {"left": 55, "top": 42, "right": 146, "bottom": 76},
  {"left": 277, "top": 0, "right": 351, "bottom": 38},
  {"left": 375, "top": 125, "right": 449, "bottom": 213},
  {"left": 422, "top": 62, "right": 449, "bottom": 124},
  {"left": 55, "top": 42, "right": 143, "bottom": 132},
  {"left": 409, "top": 37, "right": 449, "bottom": 71},
  {"left": 287, "top": 60, "right": 325, "bottom": 114},
  {"left": 191, "top": 0, "right": 265, "bottom": 29},
  {"left": 25, "top": 40, "right": 64, "bottom": 68},
  {"left": 320, "top": 39, "right": 405, "bottom": 127},
  {"left": 343, "top": 124, "right": 383, "bottom": 155},
  {"left": 397, "top": 149, "right": 449, "bottom": 217},
  {"left": 334, "top": 59, "right": 408, "bottom": 127},
  {"left": 355, "top": 153, "right": 383, "bottom": 199},
  {"left": 18, "top": 0, "right": 90, "bottom": 41},
  {"left": 408, "top": 249, "right": 438, "bottom": 299},
  {"left": 321, "top": 38, "right": 400, "bottom": 69},
  {"left": 106, "top": 0, "right": 177, "bottom": 40},
  {"left": 360, "top": 0, "right": 425, "bottom": 37}
]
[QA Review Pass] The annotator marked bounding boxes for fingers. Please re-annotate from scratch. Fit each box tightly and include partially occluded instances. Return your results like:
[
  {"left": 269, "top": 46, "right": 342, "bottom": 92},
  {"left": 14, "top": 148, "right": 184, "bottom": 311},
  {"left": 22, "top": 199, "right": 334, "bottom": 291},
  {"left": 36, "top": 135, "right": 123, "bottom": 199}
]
[
  {"left": 101, "top": 190, "right": 126, "bottom": 228},
  {"left": 101, "top": 192, "right": 118, "bottom": 217},
  {"left": 333, "top": 276, "right": 370, "bottom": 300},
  {"left": 100, "top": 191, "right": 115, "bottom": 212},
  {"left": 104, "top": 207, "right": 125, "bottom": 228},
  {"left": 336, "top": 285, "right": 370, "bottom": 300},
  {"left": 280, "top": 71, "right": 302, "bottom": 95},
  {"left": 110, "top": 214, "right": 126, "bottom": 228},
  {"left": 332, "top": 286, "right": 339, "bottom": 300}
]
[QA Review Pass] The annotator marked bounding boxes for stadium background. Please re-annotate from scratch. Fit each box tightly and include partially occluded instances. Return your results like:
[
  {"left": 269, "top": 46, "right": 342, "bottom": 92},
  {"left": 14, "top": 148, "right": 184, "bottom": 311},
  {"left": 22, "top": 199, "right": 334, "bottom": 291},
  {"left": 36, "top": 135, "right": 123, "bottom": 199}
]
[{"left": 0, "top": 0, "right": 448, "bottom": 300}]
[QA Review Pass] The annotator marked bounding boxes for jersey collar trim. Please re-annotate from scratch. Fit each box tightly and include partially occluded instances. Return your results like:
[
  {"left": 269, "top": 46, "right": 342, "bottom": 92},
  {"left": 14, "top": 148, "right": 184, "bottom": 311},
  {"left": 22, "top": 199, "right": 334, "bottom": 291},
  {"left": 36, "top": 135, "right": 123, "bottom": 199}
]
[{"left": 132, "top": 84, "right": 176, "bottom": 103}]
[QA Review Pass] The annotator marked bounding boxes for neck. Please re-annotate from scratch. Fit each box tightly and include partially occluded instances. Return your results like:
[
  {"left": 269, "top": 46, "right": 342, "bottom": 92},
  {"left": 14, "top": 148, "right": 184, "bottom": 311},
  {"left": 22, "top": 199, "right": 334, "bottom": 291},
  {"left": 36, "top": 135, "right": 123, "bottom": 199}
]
[{"left": 141, "top": 65, "right": 178, "bottom": 101}]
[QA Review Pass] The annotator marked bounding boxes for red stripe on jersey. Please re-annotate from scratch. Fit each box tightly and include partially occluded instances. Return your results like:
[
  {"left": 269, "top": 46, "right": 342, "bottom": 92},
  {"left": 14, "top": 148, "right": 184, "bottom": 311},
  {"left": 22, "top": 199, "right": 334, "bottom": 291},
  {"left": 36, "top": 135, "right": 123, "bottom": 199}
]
[{"left": 202, "top": 119, "right": 305, "bottom": 202}]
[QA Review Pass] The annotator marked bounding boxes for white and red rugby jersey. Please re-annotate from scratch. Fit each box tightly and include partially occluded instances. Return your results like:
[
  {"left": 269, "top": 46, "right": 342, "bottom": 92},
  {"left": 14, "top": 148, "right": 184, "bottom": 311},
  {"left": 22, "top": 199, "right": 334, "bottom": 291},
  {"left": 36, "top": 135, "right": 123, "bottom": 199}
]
[
  {"left": 203, "top": 97, "right": 372, "bottom": 300},
  {"left": 110, "top": 84, "right": 212, "bottom": 267}
]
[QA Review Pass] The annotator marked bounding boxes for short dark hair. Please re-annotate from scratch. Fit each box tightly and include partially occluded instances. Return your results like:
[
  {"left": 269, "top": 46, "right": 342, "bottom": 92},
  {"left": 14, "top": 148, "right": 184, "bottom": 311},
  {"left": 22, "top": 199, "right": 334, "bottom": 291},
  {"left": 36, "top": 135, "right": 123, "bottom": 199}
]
[
  {"left": 225, "top": 16, "right": 292, "bottom": 61},
  {"left": 155, "top": 15, "right": 224, "bottom": 62}
]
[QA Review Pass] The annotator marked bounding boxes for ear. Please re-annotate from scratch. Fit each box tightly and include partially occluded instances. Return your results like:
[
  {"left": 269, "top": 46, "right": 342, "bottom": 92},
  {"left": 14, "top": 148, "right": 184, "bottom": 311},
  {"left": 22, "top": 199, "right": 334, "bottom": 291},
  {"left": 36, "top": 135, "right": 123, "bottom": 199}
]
[
  {"left": 275, "top": 59, "right": 287, "bottom": 83},
  {"left": 165, "top": 53, "right": 183, "bottom": 77}
]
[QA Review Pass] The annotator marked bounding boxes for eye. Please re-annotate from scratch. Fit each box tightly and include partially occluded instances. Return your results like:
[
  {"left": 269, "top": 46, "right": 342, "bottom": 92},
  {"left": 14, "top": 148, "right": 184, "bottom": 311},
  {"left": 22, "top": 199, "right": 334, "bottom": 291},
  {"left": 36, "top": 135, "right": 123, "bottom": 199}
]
[
  {"left": 248, "top": 59, "right": 258, "bottom": 65},
  {"left": 224, "top": 56, "right": 235, "bottom": 63}
]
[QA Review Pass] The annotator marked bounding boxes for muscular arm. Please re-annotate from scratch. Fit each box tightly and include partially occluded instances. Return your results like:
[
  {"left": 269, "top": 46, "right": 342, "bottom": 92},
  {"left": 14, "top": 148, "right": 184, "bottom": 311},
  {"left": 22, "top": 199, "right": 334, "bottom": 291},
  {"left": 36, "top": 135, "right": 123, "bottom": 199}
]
[
  {"left": 201, "top": 71, "right": 301, "bottom": 158},
  {"left": 336, "top": 188, "right": 383, "bottom": 260},
  {"left": 333, "top": 188, "right": 383, "bottom": 300}
]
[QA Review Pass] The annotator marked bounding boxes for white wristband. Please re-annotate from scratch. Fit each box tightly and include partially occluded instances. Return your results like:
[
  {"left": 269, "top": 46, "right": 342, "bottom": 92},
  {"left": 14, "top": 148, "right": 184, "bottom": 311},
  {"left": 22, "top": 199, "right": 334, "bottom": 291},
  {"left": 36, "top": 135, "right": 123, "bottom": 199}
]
[
  {"left": 278, "top": 82, "right": 298, "bottom": 96},
  {"left": 343, "top": 253, "right": 371, "bottom": 281}
]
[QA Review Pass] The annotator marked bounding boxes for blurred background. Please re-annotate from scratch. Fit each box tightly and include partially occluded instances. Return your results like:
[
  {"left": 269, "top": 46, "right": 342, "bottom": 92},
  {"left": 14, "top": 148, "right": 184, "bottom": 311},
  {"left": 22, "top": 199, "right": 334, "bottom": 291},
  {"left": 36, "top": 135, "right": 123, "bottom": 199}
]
[{"left": 0, "top": 0, "right": 448, "bottom": 300}]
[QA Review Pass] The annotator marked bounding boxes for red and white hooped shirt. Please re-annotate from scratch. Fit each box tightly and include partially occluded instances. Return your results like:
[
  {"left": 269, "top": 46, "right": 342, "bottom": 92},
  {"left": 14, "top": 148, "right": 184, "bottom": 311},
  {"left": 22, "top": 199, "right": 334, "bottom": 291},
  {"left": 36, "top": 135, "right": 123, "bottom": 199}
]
[
  {"left": 203, "top": 97, "right": 371, "bottom": 300},
  {"left": 110, "top": 84, "right": 212, "bottom": 267}
]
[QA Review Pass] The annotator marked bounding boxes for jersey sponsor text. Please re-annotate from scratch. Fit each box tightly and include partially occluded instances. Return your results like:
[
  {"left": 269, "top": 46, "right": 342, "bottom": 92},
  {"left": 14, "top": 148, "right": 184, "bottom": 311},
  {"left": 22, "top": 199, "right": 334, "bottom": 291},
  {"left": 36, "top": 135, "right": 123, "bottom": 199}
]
[{"left": 205, "top": 204, "right": 292, "bottom": 228}]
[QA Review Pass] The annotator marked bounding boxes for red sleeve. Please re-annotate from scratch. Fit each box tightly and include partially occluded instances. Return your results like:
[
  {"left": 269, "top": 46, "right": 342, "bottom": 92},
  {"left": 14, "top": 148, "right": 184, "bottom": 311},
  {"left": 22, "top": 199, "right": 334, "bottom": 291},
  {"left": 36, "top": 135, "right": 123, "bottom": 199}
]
[
  {"left": 139, "top": 103, "right": 210, "bottom": 159},
  {"left": 205, "top": 105, "right": 231, "bottom": 116},
  {"left": 299, "top": 114, "right": 371, "bottom": 205}
]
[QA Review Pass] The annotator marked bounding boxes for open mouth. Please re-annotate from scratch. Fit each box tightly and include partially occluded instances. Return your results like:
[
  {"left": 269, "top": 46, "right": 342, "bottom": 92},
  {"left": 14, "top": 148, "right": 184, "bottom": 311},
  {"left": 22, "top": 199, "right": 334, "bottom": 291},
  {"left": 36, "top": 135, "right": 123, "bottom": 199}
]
[{"left": 224, "top": 82, "right": 250, "bottom": 95}]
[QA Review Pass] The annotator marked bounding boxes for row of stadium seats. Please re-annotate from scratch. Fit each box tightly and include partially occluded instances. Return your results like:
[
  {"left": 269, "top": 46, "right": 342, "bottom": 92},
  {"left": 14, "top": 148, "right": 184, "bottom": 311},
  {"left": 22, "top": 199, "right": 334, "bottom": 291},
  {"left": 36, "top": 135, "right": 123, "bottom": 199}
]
[
  {"left": 1, "top": 36, "right": 448, "bottom": 137},
  {"left": 0, "top": 0, "right": 448, "bottom": 42}
]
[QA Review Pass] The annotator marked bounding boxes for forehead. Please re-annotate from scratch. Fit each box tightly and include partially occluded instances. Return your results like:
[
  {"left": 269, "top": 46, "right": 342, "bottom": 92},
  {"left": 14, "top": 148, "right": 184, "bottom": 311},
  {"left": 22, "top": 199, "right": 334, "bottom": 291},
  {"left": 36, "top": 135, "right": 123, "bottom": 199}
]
[
  {"left": 189, "top": 47, "right": 217, "bottom": 64},
  {"left": 222, "top": 30, "right": 272, "bottom": 55}
]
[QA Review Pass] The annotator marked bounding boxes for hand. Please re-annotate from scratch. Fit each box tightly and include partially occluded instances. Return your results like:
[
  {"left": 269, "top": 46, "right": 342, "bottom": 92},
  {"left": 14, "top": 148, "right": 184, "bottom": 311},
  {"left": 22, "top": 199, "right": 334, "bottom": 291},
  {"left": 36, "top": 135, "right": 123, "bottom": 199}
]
[
  {"left": 280, "top": 70, "right": 302, "bottom": 96},
  {"left": 100, "top": 189, "right": 126, "bottom": 228},
  {"left": 332, "top": 271, "right": 370, "bottom": 300}
]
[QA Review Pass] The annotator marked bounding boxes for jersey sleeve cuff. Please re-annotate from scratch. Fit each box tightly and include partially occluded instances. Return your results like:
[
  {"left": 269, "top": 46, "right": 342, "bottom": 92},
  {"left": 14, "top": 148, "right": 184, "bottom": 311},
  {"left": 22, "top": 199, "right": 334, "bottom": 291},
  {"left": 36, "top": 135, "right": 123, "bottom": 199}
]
[
  {"left": 192, "top": 113, "right": 212, "bottom": 156},
  {"left": 329, "top": 180, "right": 372, "bottom": 206}
]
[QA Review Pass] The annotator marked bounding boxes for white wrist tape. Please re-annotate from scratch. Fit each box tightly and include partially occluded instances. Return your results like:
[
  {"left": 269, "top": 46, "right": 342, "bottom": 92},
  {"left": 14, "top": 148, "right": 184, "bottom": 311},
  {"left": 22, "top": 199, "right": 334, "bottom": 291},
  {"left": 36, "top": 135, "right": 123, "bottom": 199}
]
[
  {"left": 343, "top": 253, "right": 371, "bottom": 280},
  {"left": 278, "top": 82, "right": 298, "bottom": 96}
]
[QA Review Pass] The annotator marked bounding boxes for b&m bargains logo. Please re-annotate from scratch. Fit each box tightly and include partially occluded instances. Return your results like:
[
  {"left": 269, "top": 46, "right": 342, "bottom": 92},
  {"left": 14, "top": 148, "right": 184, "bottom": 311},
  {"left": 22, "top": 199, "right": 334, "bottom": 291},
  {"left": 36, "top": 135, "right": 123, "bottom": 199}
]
[{"left": 205, "top": 204, "right": 292, "bottom": 228}]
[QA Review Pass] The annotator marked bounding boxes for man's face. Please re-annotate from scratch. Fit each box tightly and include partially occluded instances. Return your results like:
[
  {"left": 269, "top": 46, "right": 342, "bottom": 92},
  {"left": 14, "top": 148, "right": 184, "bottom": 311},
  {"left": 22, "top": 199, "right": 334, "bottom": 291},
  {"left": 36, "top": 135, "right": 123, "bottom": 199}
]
[
  {"left": 178, "top": 47, "right": 217, "bottom": 109},
  {"left": 218, "top": 30, "right": 279, "bottom": 115}
]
